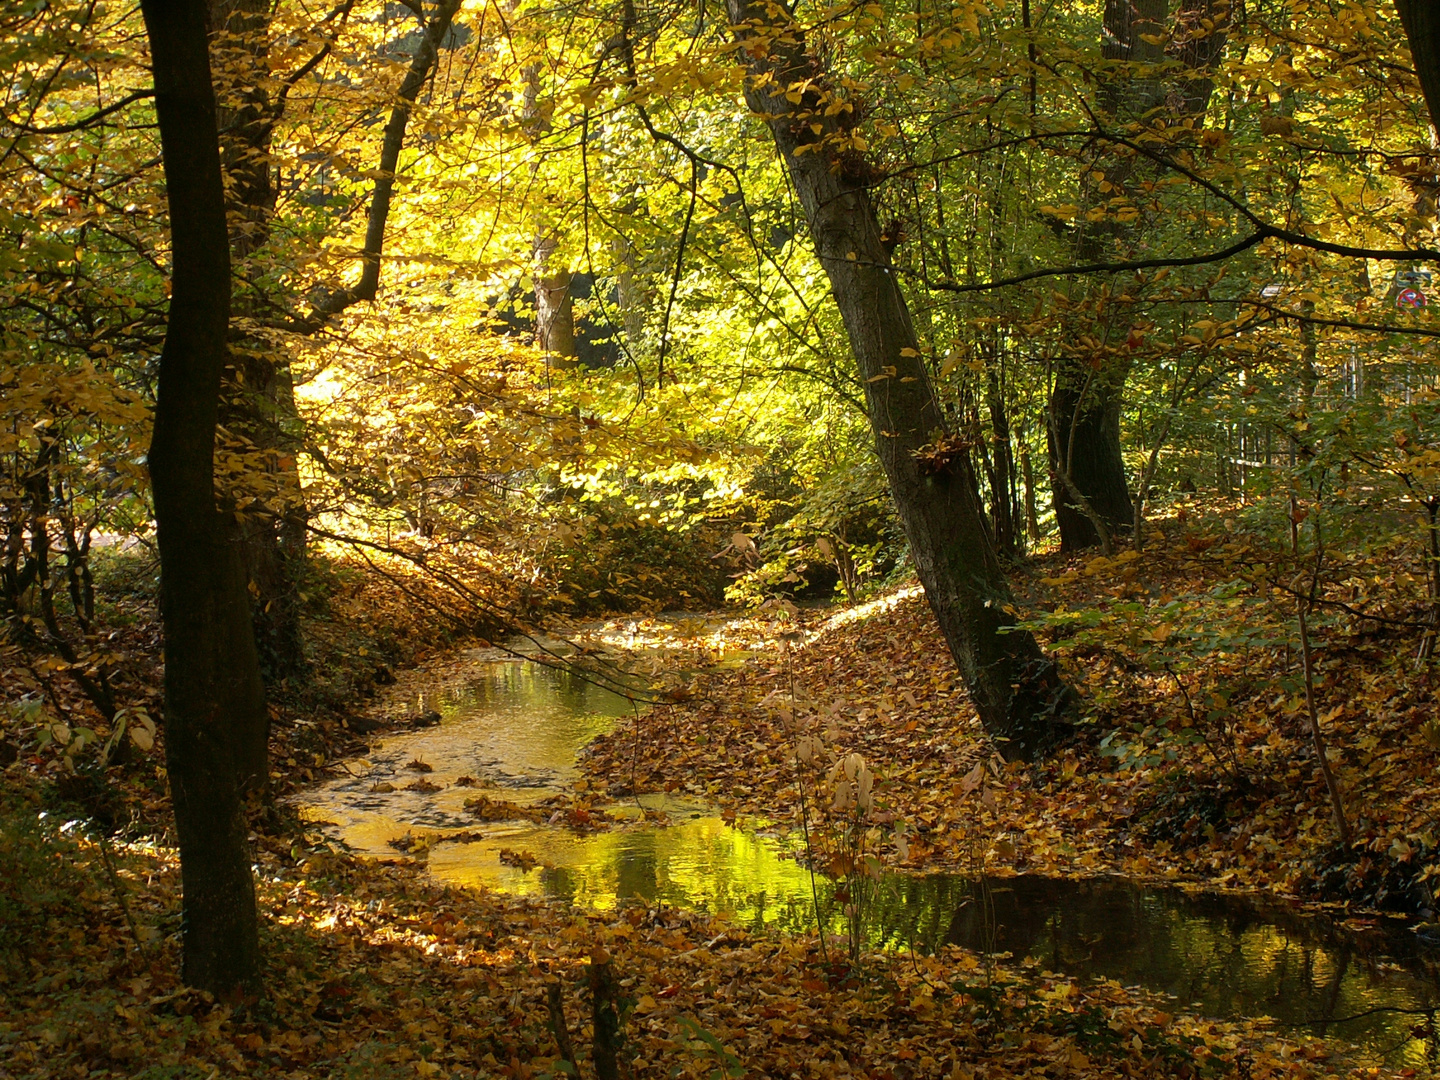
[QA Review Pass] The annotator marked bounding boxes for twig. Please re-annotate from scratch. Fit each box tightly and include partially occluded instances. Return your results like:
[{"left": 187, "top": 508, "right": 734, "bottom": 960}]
[
  {"left": 1290, "top": 493, "right": 1351, "bottom": 846},
  {"left": 96, "top": 835, "right": 148, "bottom": 953},
  {"left": 785, "top": 641, "right": 829, "bottom": 966},
  {"left": 546, "top": 982, "right": 578, "bottom": 1074}
]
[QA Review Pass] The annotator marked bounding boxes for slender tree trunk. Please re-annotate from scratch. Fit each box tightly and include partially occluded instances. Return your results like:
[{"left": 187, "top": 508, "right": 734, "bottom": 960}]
[
  {"left": 522, "top": 64, "right": 579, "bottom": 369},
  {"left": 727, "top": 0, "right": 1073, "bottom": 759},
  {"left": 141, "top": 0, "right": 266, "bottom": 997},
  {"left": 1020, "top": 437, "right": 1041, "bottom": 544},
  {"left": 311, "top": 0, "right": 463, "bottom": 318},
  {"left": 985, "top": 353, "right": 1021, "bottom": 558}
]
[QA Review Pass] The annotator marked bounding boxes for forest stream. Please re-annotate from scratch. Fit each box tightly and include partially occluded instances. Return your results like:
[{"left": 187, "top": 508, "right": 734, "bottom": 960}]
[{"left": 300, "top": 645, "right": 1440, "bottom": 1070}]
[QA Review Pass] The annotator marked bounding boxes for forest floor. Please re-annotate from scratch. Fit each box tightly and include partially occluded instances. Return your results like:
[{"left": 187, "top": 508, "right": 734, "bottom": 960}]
[
  {"left": 0, "top": 778, "right": 1388, "bottom": 1080},
  {"left": 3, "top": 522, "right": 1438, "bottom": 1079}
]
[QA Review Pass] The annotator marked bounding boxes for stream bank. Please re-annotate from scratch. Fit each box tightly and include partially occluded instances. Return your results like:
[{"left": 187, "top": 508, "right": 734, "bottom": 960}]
[{"left": 299, "top": 612, "right": 1440, "bottom": 1070}]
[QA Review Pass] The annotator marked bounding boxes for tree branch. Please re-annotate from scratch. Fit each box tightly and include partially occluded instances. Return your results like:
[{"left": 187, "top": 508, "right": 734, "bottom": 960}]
[
  {"left": 306, "top": 0, "right": 462, "bottom": 323},
  {"left": 1, "top": 89, "right": 154, "bottom": 136}
]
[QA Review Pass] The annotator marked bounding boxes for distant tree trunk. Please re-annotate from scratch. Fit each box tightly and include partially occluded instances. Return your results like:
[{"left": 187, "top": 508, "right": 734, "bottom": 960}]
[
  {"left": 522, "top": 61, "right": 578, "bottom": 370},
  {"left": 984, "top": 351, "right": 1022, "bottom": 559},
  {"left": 141, "top": 0, "right": 266, "bottom": 998},
  {"left": 1019, "top": 435, "right": 1042, "bottom": 544},
  {"left": 1047, "top": 375, "right": 1132, "bottom": 551},
  {"left": 727, "top": 0, "right": 1073, "bottom": 759},
  {"left": 611, "top": 229, "right": 646, "bottom": 350},
  {"left": 1048, "top": 0, "right": 1228, "bottom": 550},
  {"left": 534, "top": 240, "right": 578, "bottom": 365}
]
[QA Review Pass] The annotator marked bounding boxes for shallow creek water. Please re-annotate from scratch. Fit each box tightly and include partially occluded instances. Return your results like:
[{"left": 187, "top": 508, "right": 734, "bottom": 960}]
[{"left": 301, "top": 655, "right": 1440, "bottom": 1069}]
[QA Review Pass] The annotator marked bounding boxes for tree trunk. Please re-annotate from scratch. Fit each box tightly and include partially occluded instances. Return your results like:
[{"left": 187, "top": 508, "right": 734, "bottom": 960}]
[
  {"left": 1047, "top": 0, "right": 1228, "bottom": 550},
  {"left": 727, "top": 0, "right": 1073, "bottom": 759},
  {"left": 522, "top": 62, "right": 579, "bottom": 369},
  {"left": 141, "top": 0, "right": 266, "bottom": 998},
  {"left": 1397, "top": 0, "right": 1440, "bottom": 135},
  {"left": 984, "top": 353, "right": 1022, "bottom": 559},
  {"left": 1047, "top": 375, "right": 1133, "bottom": 551},
  {"left": 210, "top": 0, "right": 310, "bottom": 691},
  {"left": 1020, "top": 437, "right": 1041, "bottom": 544},
  {"left": 534, "top": 242, "right": 578, "bottom": 365},
  {"left": 611, "top": 228, "right": 646, "bottom": 350}
]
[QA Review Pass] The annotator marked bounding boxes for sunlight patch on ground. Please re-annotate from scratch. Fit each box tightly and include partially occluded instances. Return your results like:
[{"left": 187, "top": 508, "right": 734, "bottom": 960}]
[{"left": 818, "top": 584, "right": 924, "bottom": 636}]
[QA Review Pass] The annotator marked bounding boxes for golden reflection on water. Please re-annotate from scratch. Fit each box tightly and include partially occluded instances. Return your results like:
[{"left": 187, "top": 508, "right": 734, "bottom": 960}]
[
  {"left": 299, "top": 657, "right": 1439, "bottom": 1070},
  {"left": 427, "top": 815, "right": 820, "bottom": 930}
]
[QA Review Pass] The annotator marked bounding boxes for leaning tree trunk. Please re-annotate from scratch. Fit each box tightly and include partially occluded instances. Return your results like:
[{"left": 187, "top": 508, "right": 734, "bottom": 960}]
[
  {"left": 1048, "top": 0, "right": 1228, "bottom": 550},
  {"left": 726, "top": 0, "right": 1073, "bottom": 759},
  {"left": 141, "top": 0, "right": 267, "bottom": 998}
]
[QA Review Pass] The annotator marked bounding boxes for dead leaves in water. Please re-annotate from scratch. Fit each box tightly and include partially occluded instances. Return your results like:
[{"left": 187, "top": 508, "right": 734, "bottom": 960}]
[
  {"left": 464, "top": 794, "right": 544, "bottom": 822},
  {"left": 497, "top": 847, "right": 542, "bottom": 872}
]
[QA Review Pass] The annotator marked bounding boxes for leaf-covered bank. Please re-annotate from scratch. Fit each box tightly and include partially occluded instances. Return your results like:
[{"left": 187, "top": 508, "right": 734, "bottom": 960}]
[{"left": 581, "top": 518, "right": 1440, "bottom": 916}]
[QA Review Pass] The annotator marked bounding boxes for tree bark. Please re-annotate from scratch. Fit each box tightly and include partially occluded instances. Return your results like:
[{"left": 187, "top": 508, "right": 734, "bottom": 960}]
[
  {"left": 141, "top": 0, "right": 266, "bottom": 997},
  {"left": 1397, "top": 0, "right": 1440, "bottom": 135},
  {"left": 209, "top": 0, "right": 310, "bottom": 692},
  {"left": 727, "top": 0, "right": 1073, "bottom": 759},
  {"left": 1047, "top": 0, "right": 1229, "bottom": 550},
  {"left": 536, "top": 267, "right": 577, "bottom": 361}
]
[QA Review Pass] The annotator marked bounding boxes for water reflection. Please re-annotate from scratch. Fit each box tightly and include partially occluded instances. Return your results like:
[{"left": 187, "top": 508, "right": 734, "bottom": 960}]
[
  {"left": 867, "top": 875, "right": 1439, "bottom": 1067},
  {"left": 301, "top": 660, "right": 1439, "bottom": 1068}
]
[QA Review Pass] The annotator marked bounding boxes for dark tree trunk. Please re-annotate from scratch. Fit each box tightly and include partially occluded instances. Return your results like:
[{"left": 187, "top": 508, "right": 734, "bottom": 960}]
[
  {"left": 1397, "top": 0, "right": 1440, "bottom": 132},
  {"left": 210, "top": 0, "right": 310, "bottom": 691},
  {"left": 1048, "top": 0, "right": 1228, "bottom": 550},
  {"left": 141, "top": 0, "right": 266, "bottom": 998},
  {"left": 1047, "top": 374, "right": 1133, "bottom": 551},
  {"left": 984, "top": 354, "right": 1021, "bottom": 559},
  {"left": 726, "top": 0, "right": 1073, "bottom": 759}
]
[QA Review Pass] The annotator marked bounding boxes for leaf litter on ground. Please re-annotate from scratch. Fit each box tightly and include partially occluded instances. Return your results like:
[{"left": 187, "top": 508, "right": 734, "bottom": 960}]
[{"left": 0, "top": 803, "right": 1388, "bottom": 1080}]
